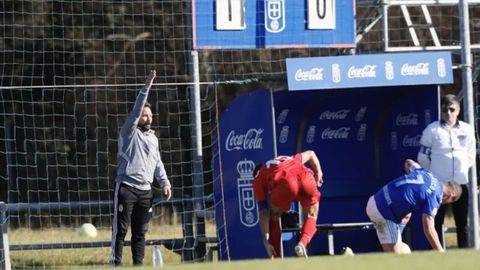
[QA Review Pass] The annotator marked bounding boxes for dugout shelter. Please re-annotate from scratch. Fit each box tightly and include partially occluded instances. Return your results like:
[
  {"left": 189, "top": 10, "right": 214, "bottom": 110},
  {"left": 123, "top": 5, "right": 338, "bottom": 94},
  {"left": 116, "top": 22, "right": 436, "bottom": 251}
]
[{"left": 213, "top": 52, "right": 454, "bottom": 260}]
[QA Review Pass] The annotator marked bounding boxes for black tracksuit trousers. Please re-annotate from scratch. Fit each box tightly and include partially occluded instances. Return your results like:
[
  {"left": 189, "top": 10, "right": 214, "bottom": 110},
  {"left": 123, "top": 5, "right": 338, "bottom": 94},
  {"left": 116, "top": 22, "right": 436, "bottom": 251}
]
[{"left": 110, "top": 183, "right": 153, "bottom": 266}]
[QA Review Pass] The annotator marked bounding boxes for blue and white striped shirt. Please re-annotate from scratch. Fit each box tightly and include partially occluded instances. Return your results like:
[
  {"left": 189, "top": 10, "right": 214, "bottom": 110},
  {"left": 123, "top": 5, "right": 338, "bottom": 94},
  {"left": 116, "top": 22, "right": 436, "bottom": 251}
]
[{"left": 374, "top": 166, "right": 442, "bottom": 223}]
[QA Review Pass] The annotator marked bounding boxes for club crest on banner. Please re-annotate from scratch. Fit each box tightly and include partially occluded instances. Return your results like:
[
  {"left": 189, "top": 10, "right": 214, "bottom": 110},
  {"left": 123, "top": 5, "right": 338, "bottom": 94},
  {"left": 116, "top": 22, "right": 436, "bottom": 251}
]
[
  {"left": 265, "top": 0, "right": 285, "bottom": 33},
  {"left": 237, "top": 159, "right": 259, "bottom": 227}
]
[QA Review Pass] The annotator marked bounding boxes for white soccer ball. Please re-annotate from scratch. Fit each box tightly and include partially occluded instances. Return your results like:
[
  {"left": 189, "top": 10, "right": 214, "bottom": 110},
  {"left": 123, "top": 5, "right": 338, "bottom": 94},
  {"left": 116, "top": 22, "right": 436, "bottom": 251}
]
[
  {"left": 79, "top": 223, "right": 98, "bottom": 238},
  {"left": 396, "top": 242, "right": 411, "bottom": 254},
  {"left": 341, "top": 246, "right": 355, "bottom": 256}
]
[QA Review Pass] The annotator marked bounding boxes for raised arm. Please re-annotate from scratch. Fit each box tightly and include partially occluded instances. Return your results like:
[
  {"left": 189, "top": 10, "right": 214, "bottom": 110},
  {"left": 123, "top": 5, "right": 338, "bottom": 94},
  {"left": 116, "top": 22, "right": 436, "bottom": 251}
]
[
  {"left": 300, "top": 150, "right": 323, "bottom": 187},
  {"left": 144, "top": 69, "right": 156, "bottom": 90},
  {"left": 120, "top": 70, "right": 156, "bottom": 137}
]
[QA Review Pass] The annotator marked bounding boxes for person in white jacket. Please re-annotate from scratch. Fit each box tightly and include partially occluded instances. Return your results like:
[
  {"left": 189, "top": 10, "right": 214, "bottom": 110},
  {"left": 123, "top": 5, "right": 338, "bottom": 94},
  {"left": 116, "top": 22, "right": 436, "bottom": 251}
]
[{"left": 417, "top": 94, "right": 476, "bottom": 248}]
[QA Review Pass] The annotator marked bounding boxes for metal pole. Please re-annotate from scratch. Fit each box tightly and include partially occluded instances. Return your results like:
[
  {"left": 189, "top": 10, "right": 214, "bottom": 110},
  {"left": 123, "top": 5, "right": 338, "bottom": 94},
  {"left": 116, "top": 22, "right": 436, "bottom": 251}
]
[
  {"left": 182, "top": 198, "right": 194, "bottom": 262},
  {"left": 459, "top": 0, "right": 479, "bottom": 249},
  {"left": 0, "top": 202, "right": 12, "bottom": 270},
  {"left": 189, "top": 50, "right": 205, "bottom": 207},
  {"left": 185, "top": 0, "right": 207, "bottom": 260},
  {"left": 5, "top": 119, "right": 13, "bottom": 205},
  {"left": 382, "top": 0, "right": 389, "bottom": 51},
  {"left": 189, "top": 50, "right": 207, "bottom": 260},
  {"left": 189, "top": 50, "right": 206, "bottom": 212}
]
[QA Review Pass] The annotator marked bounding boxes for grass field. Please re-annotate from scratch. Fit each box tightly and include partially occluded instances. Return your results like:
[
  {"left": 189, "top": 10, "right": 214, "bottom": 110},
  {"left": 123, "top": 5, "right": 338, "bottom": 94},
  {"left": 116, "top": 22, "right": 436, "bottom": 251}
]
[
  {"left": 8, "top": 224, "right": 195, "bottom": 267},
  {"left": 163, "top": 250, "right": 480, "bottom": 270},
  {"left": 48, "top": 249, "right": 480, "bottom": 270},
  {"left": 7, "top": 227, "right": 470, "bottom": 270},
  {"left": 5, "top": 215, "right": 468, "bottom": 269}
]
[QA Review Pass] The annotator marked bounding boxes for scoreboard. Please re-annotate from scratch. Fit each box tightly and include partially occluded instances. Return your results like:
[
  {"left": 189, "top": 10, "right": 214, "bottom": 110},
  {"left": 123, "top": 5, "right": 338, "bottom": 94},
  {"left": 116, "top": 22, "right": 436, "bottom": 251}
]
[{"left": 193, "top": 0, "right": 355, "bottom": 49}]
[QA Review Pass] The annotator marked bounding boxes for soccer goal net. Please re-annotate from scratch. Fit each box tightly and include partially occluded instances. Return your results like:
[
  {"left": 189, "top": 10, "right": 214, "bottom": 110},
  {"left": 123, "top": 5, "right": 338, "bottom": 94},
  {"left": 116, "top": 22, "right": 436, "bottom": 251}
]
[{"left": 0, "top": 1, "right": 220, "bottom": 267}]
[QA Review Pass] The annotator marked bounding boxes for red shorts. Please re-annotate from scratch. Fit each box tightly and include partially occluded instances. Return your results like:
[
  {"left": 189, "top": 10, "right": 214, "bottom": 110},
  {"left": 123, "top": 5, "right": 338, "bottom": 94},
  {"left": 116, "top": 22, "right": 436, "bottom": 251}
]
[{"left": 270, "top": 171, "right": 320, "bottom": 211}]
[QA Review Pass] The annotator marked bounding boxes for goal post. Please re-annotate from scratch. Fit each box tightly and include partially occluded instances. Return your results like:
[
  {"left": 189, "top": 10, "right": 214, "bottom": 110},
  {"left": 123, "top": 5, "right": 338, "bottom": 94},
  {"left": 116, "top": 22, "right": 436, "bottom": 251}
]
[{"left": 0, "top": 202, "right": 11, "bottom": 270}]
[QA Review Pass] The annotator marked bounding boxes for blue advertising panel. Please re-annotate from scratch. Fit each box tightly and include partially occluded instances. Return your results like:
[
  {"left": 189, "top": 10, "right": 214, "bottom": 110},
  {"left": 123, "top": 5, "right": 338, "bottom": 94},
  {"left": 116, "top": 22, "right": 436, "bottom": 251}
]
[
  {"left": 273, "top": 90, "right": 320, "bottom": 155},
  {"left": 193, "top": 0, "right": 355, "bottom": 49},
  {"left": 214, "top": 89, "right": 276, "bottom": 260},
  {"left": 377, "top": 86, "right": 439, "bottom": 181},
  {"left": 299, "top": 90, "right": 379, "bottom": 195},
  {"left": 292, "top": 86, "right": 439, "bottom": 253},
  {"left": 215, "top": 85, "right": 439, "bottom": 259},
  {"left": 286, "top": 52, "right": 453, "bottom": 90},
  {"left": 376, "top": 85, "right": 439, "bottom": 250}
]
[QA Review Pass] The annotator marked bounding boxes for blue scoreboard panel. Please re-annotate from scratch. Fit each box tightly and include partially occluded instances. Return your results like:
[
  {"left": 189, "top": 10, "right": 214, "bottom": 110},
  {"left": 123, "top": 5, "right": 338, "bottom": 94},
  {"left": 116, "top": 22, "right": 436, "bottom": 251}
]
[{"left": 193, "top": 0, "right": 355, "bottom": 49}]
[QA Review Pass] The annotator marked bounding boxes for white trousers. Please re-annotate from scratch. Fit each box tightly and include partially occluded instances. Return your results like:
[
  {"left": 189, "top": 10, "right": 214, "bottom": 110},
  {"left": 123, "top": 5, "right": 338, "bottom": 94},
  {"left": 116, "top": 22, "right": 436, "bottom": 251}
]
[{"left": 366, "top": 196, "right": 403, "bottom": 244}]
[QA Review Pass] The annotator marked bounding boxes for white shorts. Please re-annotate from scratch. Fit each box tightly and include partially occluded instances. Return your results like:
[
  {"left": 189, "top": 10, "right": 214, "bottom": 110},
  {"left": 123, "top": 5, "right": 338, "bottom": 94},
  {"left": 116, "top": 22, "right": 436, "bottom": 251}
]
[{"left": 366, "top": 196, "right": 404, "bottom": 244}]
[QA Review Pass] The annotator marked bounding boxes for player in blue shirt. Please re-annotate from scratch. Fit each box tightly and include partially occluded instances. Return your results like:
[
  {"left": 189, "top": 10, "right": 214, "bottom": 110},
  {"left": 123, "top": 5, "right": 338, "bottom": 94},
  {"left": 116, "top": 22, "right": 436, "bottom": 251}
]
[{"left": 366, "top": 159, "right": 461, "bottom": 253}]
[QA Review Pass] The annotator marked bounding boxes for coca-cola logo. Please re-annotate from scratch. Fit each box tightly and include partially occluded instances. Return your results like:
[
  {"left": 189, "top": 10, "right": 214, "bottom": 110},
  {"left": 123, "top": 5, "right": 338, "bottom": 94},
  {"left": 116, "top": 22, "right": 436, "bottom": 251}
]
[
  {"left": 319, "top": 109, "right": 350, "bottom": 120},
  {"left": 403, "top": 134, "right": 421, "bottom": 147},
  {"left": 401, "top": 63, "right": 429, "bottom": 76},
  {"left": 396, "top": 113, "right": 418, "bottom": 126},
  {"left": 347, "top": 65, "right": 377, "bottom": 78},
  {"left": 294, "top": 68, "right": 324, "bottom": 81},
  {"left": 225, "top": 129, "right": 264, "bottom": 151},
  {"left": 321, "top": 127, "right": 350, "bottom": 139}
]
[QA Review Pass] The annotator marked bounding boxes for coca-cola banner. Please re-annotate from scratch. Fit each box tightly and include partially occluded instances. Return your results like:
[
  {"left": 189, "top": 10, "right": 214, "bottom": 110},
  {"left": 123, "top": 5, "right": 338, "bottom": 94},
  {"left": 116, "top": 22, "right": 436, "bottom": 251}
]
[
  {"left": 272, "top": 87, "right": 432, "bottom": 200},
  {"left": 286, "top": 52, "right": 452, "bottom": 90},
  {"left": 272, "top": 86, "right": 438, "bottom": 254},
  {"left": 214, "top": 89, "right": 276, "bottom": 260},
  {"left": 215, "top": 85, "right": 438, "bottom": 258}
]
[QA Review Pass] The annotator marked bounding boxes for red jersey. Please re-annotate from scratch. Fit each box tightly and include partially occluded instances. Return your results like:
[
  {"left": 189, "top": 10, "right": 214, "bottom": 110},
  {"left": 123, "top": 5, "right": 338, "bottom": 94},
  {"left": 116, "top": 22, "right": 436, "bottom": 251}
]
[{"left": 253, "top": 154, "right": 319, "bottom": 210}]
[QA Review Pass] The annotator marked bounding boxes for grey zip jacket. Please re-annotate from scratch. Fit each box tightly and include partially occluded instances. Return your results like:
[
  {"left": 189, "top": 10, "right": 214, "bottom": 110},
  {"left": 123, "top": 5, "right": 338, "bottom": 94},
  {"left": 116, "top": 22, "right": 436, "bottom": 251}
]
[{"left": 115, "top": 87, "right": 171, "bottom": 190}]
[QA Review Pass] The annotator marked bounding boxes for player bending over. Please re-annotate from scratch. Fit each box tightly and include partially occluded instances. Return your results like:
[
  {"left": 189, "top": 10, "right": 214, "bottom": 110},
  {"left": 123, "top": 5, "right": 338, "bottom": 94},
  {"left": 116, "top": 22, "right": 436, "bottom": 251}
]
[
  {"left": 253, "top": 150, "right": 324, "bottom": 259},
  {"left": 366, "top": 159, "right": 461, "bottom": 253}
]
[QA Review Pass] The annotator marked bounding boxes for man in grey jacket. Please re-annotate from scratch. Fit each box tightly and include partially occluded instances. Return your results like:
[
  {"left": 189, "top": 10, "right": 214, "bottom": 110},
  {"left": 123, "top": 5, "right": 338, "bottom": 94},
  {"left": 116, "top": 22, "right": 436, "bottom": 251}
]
[{"left": 110, "top": 69, "right": 172, "bottom": 266}]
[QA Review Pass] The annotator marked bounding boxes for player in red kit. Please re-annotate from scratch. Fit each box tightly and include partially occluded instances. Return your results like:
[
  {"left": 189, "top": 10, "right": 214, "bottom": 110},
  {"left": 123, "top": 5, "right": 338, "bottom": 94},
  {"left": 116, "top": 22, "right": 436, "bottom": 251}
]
[{"left": 253, "top": 150, "right": 324, "bottom": 259}]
